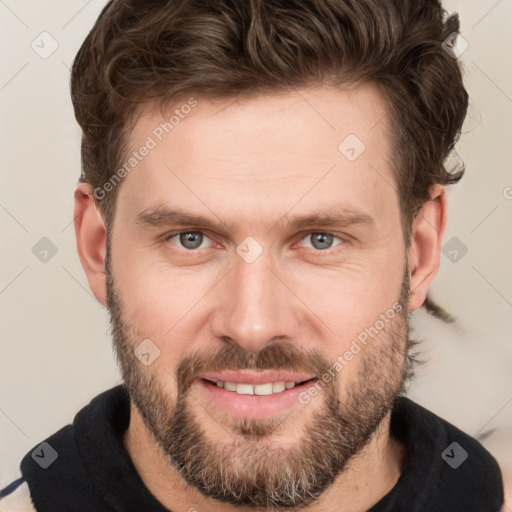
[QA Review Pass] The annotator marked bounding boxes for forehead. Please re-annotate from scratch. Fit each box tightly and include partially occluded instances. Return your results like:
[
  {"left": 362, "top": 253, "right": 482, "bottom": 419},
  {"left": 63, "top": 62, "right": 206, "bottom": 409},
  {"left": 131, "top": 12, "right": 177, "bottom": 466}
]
[{"left": 115, "top": 84, "right": 398, "bottom": 232}]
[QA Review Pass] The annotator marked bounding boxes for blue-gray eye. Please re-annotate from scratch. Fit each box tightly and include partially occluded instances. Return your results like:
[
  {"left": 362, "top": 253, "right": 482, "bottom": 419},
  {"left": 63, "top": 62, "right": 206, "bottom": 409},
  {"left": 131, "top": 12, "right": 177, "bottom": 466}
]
[
  {"left": 166, "top": 231, "right": 210, "bottom": 250},
  {"left": 179, "top": 232, "right": 204, "bottom": 249},
  {"left": 305, "top": 233, "right": 338, "bottom": 250}
]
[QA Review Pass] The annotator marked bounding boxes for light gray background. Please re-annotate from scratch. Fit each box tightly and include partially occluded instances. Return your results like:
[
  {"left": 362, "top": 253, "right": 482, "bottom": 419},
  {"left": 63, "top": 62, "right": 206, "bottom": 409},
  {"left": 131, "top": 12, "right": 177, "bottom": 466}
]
[{"left": 1, "top": 0, "right": 511, "bottom": 503}]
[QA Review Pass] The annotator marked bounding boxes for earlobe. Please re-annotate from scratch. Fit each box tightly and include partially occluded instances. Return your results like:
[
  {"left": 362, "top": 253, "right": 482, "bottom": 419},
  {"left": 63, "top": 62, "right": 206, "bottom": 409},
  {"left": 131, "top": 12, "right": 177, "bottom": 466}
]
[
  {"left": 407, "top": 184, "right": 447, "bottom": 312},
  {"left": 74, "top": 183, "right": 108, "bottom": 307}
]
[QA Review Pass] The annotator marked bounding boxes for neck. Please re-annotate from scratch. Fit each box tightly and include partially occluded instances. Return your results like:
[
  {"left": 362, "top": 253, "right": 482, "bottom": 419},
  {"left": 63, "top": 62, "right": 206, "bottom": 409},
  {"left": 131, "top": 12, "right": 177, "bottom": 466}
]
[{"left": 123, "top": 404, "right": 404, "bottom": 512}]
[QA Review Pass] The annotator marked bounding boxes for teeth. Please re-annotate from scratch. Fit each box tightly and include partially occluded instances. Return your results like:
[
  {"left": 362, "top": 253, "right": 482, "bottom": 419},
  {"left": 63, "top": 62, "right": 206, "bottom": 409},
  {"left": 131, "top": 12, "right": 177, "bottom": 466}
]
[
  {"left": 254, "top": 383, "right": 273, "bottom": 395},
  {"left": 272, "top": 381, "right": 286, "bottom": 393},
  {"left": 214, "top": 380, "right": 300, "bottom": 395},
  {"left": 236, "top": 383, "right": 254, "bottom": 395},
  {"left": 224, "top": 381, "right": 237, "bottom": 391}
]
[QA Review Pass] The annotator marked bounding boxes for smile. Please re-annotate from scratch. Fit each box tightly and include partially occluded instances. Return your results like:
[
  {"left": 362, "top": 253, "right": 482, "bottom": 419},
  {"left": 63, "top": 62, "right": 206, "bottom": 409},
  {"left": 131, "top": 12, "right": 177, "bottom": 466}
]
[{"left": 205, "top": 379, "right": 313, "bottom": 395}]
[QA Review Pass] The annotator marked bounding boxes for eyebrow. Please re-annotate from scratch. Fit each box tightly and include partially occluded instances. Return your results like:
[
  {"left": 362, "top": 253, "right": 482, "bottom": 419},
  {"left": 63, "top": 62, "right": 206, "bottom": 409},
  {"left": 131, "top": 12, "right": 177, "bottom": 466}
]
[{"left": 134, "top": 204, "right": 375, "bottom": 233}]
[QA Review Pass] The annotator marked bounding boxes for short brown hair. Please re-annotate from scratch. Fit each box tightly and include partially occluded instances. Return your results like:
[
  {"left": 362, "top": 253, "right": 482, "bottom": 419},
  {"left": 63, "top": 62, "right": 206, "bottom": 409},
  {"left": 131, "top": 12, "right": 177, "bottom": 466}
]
[{"left": 71, "top": 0, "right": 468, "bottom": 321}]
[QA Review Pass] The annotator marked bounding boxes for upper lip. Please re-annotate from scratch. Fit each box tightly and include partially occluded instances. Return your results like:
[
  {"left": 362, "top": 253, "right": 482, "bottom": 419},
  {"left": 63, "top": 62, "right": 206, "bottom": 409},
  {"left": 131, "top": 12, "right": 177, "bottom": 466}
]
[{"left": 199, "top": 370, "right": 316, "bottom": 385}]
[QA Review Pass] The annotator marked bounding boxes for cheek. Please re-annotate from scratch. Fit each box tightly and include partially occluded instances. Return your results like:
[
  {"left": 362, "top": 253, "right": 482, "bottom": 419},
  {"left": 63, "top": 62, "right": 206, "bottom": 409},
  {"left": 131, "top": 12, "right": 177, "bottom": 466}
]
[
  {"left": 298, "top": 261, "right": 403, "bottom": 326},
  {"left": 111, "top": 243, "right": 211, "bottom": 368},
  {"left": 294, "top": 257, "right": 405, "bottom": 373}
]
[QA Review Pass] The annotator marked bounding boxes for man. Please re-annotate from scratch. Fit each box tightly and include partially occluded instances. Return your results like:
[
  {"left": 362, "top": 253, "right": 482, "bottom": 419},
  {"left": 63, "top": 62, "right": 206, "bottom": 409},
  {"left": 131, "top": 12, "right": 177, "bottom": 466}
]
[{"left": 0, "top": 0, "right": 505, "bottom": 510}]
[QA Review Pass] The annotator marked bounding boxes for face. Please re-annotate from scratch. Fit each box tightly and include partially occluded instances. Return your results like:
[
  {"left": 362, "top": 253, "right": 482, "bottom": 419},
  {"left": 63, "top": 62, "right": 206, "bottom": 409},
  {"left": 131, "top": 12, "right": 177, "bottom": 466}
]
[{"left": 106, "top": 84, "right": 414, "bottom": 509}]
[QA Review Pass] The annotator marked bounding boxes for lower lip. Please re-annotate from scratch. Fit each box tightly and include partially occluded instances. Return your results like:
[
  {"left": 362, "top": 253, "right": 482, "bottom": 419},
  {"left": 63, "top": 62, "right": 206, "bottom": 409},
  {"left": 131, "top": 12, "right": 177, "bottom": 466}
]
[{"left": 195, "top": 378, "right": 317, "bottom": 419}]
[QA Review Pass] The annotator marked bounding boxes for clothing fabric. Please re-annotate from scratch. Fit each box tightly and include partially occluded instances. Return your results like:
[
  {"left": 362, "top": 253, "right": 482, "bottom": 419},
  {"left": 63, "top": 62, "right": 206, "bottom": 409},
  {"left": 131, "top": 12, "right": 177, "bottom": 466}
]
[
  {"left": 0, "top": 384, "right": 504, "bottom": 511},
  {"left": 0, "top": 478, "right": 34, "bottom": 511}
]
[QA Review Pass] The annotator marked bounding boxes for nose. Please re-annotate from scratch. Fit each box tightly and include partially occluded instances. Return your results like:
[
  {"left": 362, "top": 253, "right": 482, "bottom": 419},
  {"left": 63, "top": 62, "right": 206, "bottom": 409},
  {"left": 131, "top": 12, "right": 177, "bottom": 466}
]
[{"left": 210, "top": 248, "right": 300, "bottom": 353}]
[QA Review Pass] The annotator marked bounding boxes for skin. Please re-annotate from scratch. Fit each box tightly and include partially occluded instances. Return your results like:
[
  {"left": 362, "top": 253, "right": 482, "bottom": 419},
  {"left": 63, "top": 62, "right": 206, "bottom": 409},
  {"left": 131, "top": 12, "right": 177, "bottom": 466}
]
[{"left": 73, "top": 83, "right": 447, "bottom": 511}]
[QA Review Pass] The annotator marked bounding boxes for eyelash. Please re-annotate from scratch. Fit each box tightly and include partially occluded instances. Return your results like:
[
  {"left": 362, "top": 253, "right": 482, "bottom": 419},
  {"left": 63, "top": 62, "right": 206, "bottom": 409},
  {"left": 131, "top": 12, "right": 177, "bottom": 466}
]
[{"left": 162, "top": 230, "right": 348, "bottom": 258}]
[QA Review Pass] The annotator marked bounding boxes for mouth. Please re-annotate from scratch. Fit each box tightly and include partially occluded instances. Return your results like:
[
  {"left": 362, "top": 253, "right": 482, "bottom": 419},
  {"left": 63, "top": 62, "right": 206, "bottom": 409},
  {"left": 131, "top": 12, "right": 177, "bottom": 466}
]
[
  {"left": 196, "top": 375, "right": 318, "bottom": 419},
  {"left": 201, "top": 378, "right": 316, "bottom": 396}
]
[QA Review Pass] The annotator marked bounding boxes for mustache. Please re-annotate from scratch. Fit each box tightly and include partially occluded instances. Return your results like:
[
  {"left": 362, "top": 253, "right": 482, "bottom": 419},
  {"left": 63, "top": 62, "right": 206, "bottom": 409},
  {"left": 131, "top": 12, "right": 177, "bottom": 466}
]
[{"left": 174, "top": 342, "right": 336, "bottom": 395}]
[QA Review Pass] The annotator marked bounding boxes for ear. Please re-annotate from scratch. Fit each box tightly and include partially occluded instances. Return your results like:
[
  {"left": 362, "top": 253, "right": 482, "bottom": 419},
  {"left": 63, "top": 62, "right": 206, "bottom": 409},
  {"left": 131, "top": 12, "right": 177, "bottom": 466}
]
[
  {"left": 407, "top": 184, "right": 447, "bottom": 312},
  {"left": 74, "top": 183, "right": 107, "bottom": 307}
]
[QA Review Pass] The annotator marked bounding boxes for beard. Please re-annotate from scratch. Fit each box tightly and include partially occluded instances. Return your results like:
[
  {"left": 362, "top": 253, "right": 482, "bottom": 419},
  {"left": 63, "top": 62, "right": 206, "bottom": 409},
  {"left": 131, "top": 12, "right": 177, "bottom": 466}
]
[{"left": 105, "top": 242, "right": 414, "bottom": 510}]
